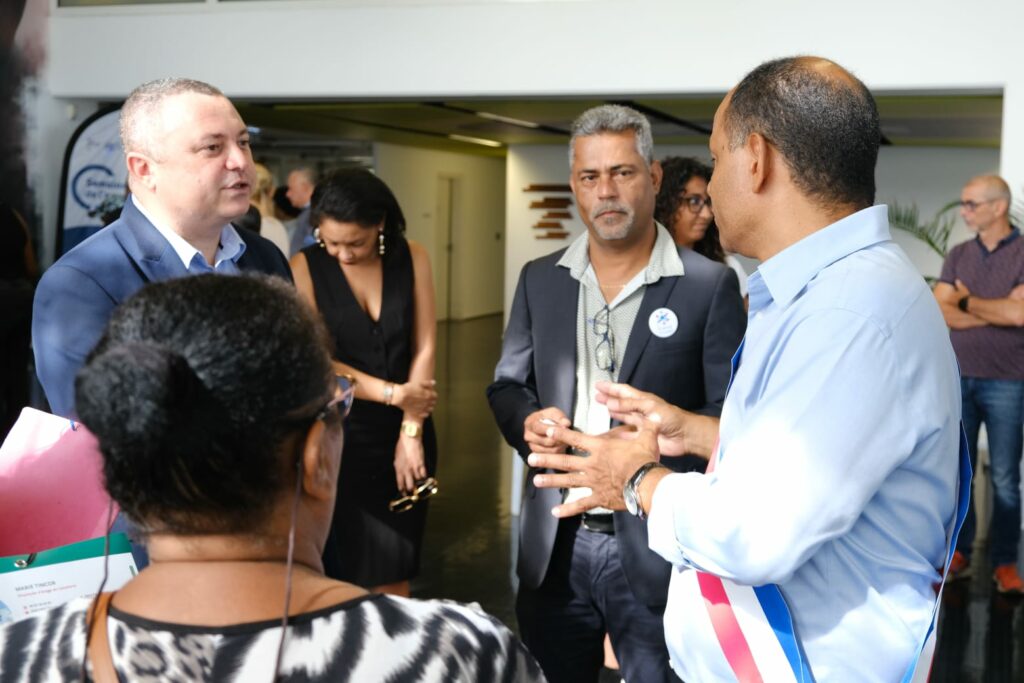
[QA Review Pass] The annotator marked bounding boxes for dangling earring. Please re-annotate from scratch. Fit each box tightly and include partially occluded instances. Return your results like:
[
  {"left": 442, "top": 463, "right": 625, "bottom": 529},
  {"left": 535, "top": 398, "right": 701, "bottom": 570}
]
[
  {"left": 314, "top": 228, "right": 325, "bottom": 248},
  {"left": 378, "top": 230, "right": 386, "bottom": 256}
]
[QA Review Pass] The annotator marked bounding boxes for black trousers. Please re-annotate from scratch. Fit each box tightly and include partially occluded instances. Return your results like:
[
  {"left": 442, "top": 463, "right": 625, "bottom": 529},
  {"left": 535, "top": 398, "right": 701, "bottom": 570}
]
[{"left": 516, "top": 518, "right": 681, "bottom": 683}]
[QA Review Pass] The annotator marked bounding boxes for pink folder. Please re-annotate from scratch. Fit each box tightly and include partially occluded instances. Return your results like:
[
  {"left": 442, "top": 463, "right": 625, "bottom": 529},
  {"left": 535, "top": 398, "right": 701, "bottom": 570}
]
[{"left": 0, "top": 407, "right": 115, "bottom": 556}]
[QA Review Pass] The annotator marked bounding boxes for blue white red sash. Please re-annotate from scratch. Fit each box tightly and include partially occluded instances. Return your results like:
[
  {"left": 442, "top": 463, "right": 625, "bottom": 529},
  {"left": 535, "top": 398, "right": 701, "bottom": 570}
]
[{"left": 694, "top": 340, "right": 972, "bottom": 682}]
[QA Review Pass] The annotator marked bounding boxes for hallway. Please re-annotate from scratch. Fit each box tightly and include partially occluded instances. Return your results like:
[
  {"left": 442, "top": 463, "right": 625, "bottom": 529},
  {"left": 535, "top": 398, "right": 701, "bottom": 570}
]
[
  {"left": 414, "top": 315, "right": 1024, "bottom": 681},
  {"left": 412, "top": 314, "right": 518, "bottom": 626}
]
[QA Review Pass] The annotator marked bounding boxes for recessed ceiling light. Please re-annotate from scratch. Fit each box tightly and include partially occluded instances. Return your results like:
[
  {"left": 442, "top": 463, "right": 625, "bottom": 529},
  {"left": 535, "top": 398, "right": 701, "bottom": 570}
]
[
  {"left": 449, "top": 134, "right": 503, "bottom": 148},
  {"left": 475, "top": 111, "right": 541, "bottom": 129}
]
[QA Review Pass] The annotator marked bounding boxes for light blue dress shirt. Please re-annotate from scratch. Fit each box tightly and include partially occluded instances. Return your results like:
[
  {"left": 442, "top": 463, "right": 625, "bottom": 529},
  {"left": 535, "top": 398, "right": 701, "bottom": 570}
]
[{"left": 647, "top": 205, "right": 962, "bottom": 682}]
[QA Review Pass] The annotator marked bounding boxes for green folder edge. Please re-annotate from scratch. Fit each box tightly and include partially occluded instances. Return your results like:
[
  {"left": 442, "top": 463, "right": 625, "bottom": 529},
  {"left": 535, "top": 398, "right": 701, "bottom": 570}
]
[{"left": 0, "top": 534, "right": 133, "bottom": 574}]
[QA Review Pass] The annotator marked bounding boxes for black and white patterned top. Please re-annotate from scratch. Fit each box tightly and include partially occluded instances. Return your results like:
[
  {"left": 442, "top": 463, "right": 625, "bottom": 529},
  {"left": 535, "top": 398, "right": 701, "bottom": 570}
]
[{"left": 0, "top": 594, "right": 546, "bottom": 682}]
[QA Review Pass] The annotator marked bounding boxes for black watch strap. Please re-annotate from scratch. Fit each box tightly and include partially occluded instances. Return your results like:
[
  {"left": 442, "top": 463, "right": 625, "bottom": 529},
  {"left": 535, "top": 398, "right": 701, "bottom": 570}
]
[{"left": 957, "top": 295, "right": 970, "bottom": 312}]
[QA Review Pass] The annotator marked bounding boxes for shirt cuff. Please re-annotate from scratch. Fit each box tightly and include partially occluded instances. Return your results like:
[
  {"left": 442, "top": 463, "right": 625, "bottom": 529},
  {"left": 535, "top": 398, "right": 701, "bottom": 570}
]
[{"left": 646, "top": 471, "right": 697, "bottom": 568}]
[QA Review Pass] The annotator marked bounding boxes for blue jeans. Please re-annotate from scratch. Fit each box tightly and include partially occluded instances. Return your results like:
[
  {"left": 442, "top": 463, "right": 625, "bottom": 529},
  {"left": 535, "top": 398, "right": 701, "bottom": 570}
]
[{"left": 957, "top": 377, "right": 1024, "bottom": 566}]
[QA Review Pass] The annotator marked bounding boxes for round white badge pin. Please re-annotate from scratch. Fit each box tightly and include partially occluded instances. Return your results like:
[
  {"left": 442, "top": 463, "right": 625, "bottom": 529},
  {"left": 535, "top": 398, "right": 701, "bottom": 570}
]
[{"left": 649, "top": 308, "right": 678, "bottom": 338}]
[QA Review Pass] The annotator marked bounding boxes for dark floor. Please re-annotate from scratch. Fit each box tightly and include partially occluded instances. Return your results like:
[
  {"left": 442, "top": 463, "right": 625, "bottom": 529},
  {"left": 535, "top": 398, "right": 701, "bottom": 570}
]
[
  {"left": 932, "top": 554, "right": 1024, "bottom": 682},
  {"left": 414, "top": 315, "right": 1024, "bottom": 682},
  {"left": 411, "top": 314, "right": 518, "bottom": 626}
]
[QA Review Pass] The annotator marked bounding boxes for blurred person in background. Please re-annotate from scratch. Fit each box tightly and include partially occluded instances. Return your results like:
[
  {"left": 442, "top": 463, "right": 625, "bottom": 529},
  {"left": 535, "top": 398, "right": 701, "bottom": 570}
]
[
  {"left": 934, "top": 174, "right": 1024, "bottom": 593},
  {"left": 286, "top": 166, "right": 316, "bottom": 255},
  {"left": 655, "top": 156, "right": 748, "bottom": 300},
  {"left": 249, "top": 162, "right": 291, "bottom": 256},
  {"left": 273, "top": 184, "right": 301, "bottom": 223}
]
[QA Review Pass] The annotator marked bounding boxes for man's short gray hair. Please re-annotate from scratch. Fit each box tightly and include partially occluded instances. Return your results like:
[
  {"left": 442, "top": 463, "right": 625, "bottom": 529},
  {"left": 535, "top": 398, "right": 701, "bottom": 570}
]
[
  {"left": 569, "top": 104, "right": 654, "bottom": 168},
  {"left": 120, "top": 78, "right": 224, "bottom": 157},
  {"left": 289, "top": 167, "right": 317, "bottom": 187}
]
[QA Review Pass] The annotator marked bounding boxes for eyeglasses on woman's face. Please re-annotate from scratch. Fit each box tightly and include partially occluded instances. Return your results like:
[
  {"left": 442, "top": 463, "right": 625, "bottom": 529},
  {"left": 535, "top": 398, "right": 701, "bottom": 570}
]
[{"left": 682, "top": 194, "right": 712, "bottom": 214}]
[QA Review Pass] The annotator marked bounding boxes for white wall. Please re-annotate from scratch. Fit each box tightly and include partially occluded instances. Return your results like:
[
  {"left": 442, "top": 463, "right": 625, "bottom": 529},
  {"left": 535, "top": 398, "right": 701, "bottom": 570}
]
[
  {"left": 45, "top": 1, "right": 1023, "bottom": 98},
  {"left": 876, "top": 147, "right": 1001, "bottom": 279},
  {"left": 374, "top": 143, "right": 505, "bottom": 320}
]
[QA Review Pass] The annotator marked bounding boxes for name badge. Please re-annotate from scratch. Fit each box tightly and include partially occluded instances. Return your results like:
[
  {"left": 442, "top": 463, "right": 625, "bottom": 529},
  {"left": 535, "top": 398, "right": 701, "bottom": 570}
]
[{"left": 649, "top": 308, "right": 678, "bottom": 338}]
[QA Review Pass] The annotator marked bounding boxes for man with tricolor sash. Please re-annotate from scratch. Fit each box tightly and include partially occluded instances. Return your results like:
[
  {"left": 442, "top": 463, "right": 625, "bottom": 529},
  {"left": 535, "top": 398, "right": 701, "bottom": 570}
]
[{"left": 528, "top": 56, "right": 968, "bottom": 682}]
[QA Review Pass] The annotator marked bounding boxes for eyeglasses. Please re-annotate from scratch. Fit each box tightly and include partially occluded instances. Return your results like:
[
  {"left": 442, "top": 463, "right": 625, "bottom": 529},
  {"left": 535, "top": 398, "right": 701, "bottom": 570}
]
[
  {"left": 317, "top": 374, "right": 357, "bottom": 423},
  {"left": 389, "top": 476, "right": 440, "bottom": 513},
  {"left": 592, "top": 304, "right": 616, "bottom": 374},
  {"left": 959, "top": 198, "right": 997, "bottom": 212},
  {"left": 682, "top": 194, "right": 712, "bottom": 214}
]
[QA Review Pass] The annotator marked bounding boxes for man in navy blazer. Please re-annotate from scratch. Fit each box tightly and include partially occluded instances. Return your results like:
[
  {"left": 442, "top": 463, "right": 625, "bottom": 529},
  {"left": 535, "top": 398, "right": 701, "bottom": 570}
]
[
  {"left": 33, "top": 78, "right": 291, "bottom": 418},
  {"left": 487, "top": 105, "right": 746, "bottom": 682}
]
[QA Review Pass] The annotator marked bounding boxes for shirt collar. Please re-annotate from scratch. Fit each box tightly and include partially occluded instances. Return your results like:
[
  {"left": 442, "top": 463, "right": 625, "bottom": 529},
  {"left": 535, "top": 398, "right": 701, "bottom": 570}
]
[
  {"left": 556, "top": 222, "right": 684, "bottom": 284},
  {"left": 754, "top": 205, "right": 890, "bottom": 311},
  {"left": 132, "top": 195, "right": 247, "bottom": 269},
  {"left": 973, "top": 226, "right": 1020, "bottom": 254}
]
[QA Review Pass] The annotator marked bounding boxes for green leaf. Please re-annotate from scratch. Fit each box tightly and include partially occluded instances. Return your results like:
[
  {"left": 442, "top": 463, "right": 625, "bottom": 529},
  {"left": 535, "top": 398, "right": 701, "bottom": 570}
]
[{"left": 888, "top": 200, "right": 960, "bottom": 259}]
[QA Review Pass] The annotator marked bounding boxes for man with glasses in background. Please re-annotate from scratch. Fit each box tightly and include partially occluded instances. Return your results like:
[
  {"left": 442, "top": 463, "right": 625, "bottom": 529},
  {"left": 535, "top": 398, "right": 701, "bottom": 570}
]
[
  {"left": 935, "top": 174, "right": 1024, "bottom": 593},
  {"left": 487, "top": 104, "right": 746, "bottom": 682}
]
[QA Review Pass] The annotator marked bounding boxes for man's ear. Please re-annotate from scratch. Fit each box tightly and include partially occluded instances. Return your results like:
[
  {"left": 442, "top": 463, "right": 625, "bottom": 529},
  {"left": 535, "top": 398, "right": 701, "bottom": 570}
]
[
  {"left": 746, "top": 133, "right": 770, "bottom": 194},
  {"left": 649, "top": 159, "right": 663, "bottom": 194},
  {"left": 301, "top": 422, "right": 335, "bottom": 502},
  {"left": 994, "top": 197, "right": 1010, "bottom": 219},
  {"left": 126, "top": 152, "right": 156, "bottom": 192}
]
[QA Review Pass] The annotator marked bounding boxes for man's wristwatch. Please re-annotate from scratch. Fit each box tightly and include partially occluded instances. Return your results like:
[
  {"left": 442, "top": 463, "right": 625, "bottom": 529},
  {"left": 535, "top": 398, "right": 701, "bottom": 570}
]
[
  {"left": 957, "top": 295, "right": 971, "bottom": 312},
  {"left": 623, "top": 462, "right": 666, "bottom": 520},
  {"left": 401, "top": 421, "right": 422, "bottom": 438}
]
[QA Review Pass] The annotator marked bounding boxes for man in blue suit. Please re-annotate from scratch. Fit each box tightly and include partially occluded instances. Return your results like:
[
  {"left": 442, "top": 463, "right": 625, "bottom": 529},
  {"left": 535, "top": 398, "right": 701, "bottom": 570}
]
[{"left": 33, "top": 78, "right": 291, "bottom": 418}]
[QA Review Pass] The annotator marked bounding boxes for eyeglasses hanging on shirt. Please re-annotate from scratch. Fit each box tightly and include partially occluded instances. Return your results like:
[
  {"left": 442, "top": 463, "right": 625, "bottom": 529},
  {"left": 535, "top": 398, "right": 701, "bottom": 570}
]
[{"left": 592, "top": 304, "right": 616, "bottom": 374}]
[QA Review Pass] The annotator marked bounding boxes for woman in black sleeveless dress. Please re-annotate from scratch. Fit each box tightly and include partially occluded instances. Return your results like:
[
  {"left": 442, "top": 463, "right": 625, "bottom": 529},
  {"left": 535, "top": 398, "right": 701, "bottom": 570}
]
[{"left": 291, "top": 169, "right": 438, "bottom": 596}]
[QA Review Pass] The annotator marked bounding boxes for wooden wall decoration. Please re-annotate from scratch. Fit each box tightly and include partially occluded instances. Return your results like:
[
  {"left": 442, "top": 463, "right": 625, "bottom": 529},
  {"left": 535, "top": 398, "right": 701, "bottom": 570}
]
[{"left": 523, "top": 183, "right": 573, "bottom": 239}]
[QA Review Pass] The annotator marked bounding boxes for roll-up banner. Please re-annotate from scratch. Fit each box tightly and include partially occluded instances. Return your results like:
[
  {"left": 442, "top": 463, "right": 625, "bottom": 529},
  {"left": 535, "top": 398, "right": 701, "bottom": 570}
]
[{"left": 55, "top": 106, "right": 126, "bottom": 257}]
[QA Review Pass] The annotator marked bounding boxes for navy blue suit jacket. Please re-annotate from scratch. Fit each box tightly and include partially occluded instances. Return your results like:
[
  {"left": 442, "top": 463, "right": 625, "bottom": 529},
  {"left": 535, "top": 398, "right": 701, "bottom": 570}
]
[
  {"left": 487, "top": 242, "right": 746, "bottom": 607},
  {"left": 32, "top": 198, "right": 292, "bottom": 417}
]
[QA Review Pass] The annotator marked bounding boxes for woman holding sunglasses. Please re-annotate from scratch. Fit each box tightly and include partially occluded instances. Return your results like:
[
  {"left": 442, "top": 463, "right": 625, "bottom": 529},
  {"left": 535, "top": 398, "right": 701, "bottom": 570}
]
[
  {"left": 655, "top": 156, "right": 749, "bottom": 299},
  {"left": 0, "top": 274, "right": 542, "bottom": 681},
  {"left": 290, "top": 169, "right": 439, "bottom": 598}
]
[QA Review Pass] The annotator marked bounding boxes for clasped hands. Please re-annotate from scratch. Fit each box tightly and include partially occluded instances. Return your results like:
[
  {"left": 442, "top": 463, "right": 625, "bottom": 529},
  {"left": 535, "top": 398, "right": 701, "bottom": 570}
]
[
  {"left": 394, "top": 380, "right": 436, "bottom": 493},
  {"left": 394, "top": 379, "right": 437, "bottom": 419},
  {"left": 523, "top": 381, "right": 718, "bottom": 518}
]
